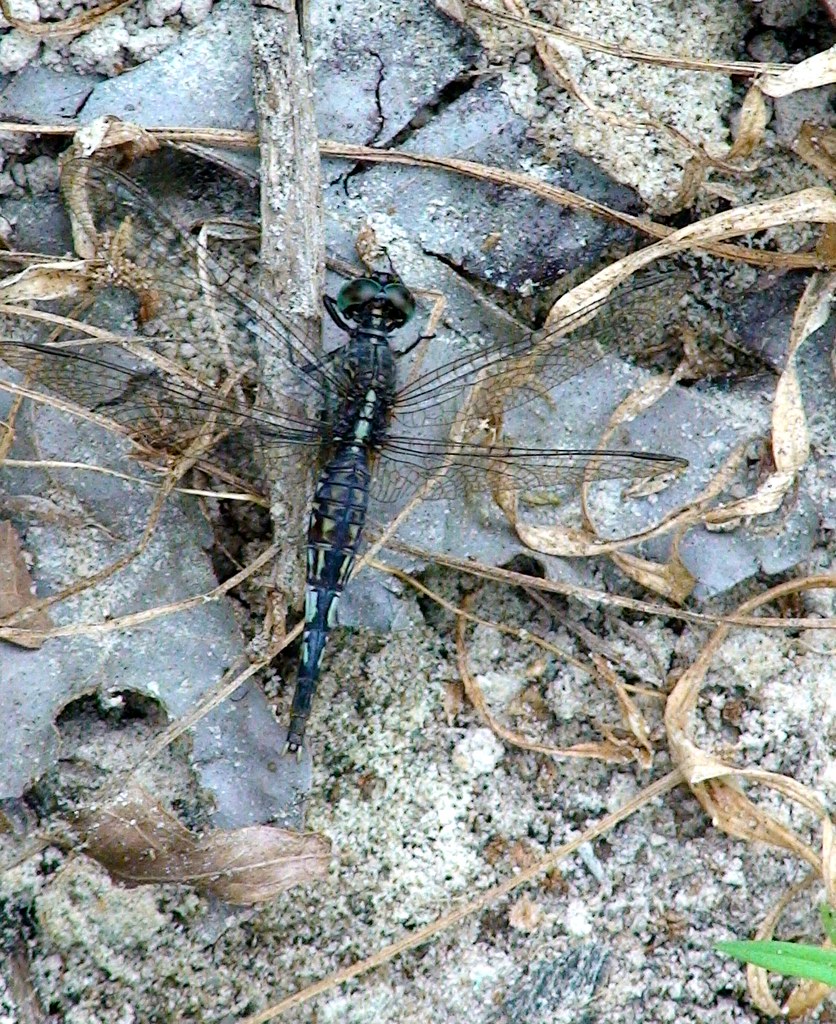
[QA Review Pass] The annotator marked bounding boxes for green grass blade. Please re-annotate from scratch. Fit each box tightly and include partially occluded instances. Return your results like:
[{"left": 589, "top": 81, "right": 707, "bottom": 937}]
[
  {"left": 820, "top": 904, "right": 836, "bottom": 945},
  {"left": 716, "top": 940, "right": 836, "bottom": 988}
]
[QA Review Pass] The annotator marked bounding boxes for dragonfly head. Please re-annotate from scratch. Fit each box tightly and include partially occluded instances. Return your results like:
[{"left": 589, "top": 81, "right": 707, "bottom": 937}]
[{"left": 336, "top": 274, "right": 416, "bottom": 331}]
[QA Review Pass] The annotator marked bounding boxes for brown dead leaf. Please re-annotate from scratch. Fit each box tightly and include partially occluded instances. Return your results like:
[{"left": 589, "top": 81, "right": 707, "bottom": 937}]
[
  {"left": 0, "top": 521, "right": 51, "bottom": 647},
  {"left": 0, "top": 261, "right": 94, "bottom": 304},
  {"left": 79, "top": 784, "right": 331, "bottom": 905},
  {"left": 794, "top": 121, "right": 836, "bottom": 181},
  {"left": 728, "top": 86, "right": 769, "bottom": 161}
]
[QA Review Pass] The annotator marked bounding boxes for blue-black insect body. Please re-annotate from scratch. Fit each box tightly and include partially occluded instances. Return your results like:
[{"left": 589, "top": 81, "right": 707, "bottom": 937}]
[
  {"left": 0, "top": 160, "right": 690, "bottom": 760},
  {"left": 288, "top": 274, "right": 414, "bottom": 754}
]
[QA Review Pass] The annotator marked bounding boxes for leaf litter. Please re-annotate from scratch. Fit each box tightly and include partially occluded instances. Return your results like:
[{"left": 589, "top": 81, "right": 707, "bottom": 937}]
[{"left": 0, "top": 5, "right": 835, "bottom": 1014}]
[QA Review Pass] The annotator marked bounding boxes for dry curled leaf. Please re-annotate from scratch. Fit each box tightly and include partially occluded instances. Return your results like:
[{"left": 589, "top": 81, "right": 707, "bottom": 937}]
[
  {"left": 664, "top": 577, "right": 835, "bottom": 895},
  {"left": 705, "top": 272, "right": 832, "bottom": 527},
  {"left": 757, "top": 45, "right": 836, "bottom": 97},
  {"left": 61, "top": 118, "right": 160, "bottom": 259},
  {"left": 794, "top": 121, "right": 836, "bottom": 181},
  {"left": 79, "top": 784, "right": 331, "bottom": 905},
  {"left": 0, "top": 520, "right": 52, "bottom": 647},
  {"left": 610, "top": 550, "right": 695, "bottom": 605},
  {"left": 0, "top": 261, "right": 94, "bottom": 304}
]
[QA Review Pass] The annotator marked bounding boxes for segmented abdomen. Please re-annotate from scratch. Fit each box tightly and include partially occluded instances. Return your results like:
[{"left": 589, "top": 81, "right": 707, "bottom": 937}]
[{"left": 286, "top": 444, "right": 371, "bottom": 752}]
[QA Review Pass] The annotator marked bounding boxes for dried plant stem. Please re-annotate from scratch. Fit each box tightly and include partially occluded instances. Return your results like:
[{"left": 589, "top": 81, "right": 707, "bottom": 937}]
[
  {"left": 251, "top": 0, "right": 323, "bottom": 609},
  {"left": 0, "top": 120, "right": 828, "bottom": 270}
]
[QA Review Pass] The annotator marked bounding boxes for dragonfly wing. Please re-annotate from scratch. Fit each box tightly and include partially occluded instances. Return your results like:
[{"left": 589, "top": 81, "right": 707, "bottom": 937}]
[
  {"left": 0, "top": 158, "right": 335, "bottom": 478},
  {"left": 391, "top": 270, "right": 690, "bottom": 429},
  {"left": 58, "top": 158, "right": 342, "bottom": 401},
  {"left": 0, "top": 338, "right": 325, "bottom": 457},
  {"left": 370, "top": 435, "right": 687, "bottom": 507}
]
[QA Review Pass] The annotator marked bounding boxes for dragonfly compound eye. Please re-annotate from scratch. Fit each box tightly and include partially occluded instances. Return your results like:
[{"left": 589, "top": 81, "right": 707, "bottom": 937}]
[
  {"left": 381, "top": 283, "right": 416, "bottom": 324},
  {"left": 336, "top": 278, "right": 381, "bottom": 318}
]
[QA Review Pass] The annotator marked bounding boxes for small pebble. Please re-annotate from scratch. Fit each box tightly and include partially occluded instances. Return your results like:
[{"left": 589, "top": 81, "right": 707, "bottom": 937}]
[
  {"left": 180, "top": 0, "right": 212, "bottom": 25},
  {"left": 10, "top": 162, "right": 27, "bottom": 188},
  {"left": 125, "top": 26, "right": 177, "bottom": 59},
  {"left": 0, "top": 30, "right": 40, "bottom": 73},
  {"left": 24, "top": 155, "right": 59, "bottom": 195},
  {"left": 0, "top": 171, "right": 18, "bottom": 196},
  {"left": 452, "top": 727, "right": 504, "bottom": 776},
  {"left": 747, "top": 30, "right": 787, "bottom": 64},
  {"left": 145, "top": 0, "right": 180, "bottom": 26}
]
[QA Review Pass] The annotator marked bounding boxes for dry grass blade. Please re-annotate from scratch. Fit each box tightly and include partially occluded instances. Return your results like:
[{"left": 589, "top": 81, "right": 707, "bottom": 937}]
[
  {"left": 320, "top": 142, "right": 832, "bottom": 271},
  {"left": 453, "top": 591, "right": 639, "bottom": 763},
  {"left": 0, "top": 0, "right": 136, "bottom": 38},
  {"left": 0, "top": 117, "right": 830, "bottom": 268},
  {"left": 0, "top": 261, "right": 96, "bottom": 303},
  {"left": 462, "top": 0, "right": 791, "bottom": 78},
  {"left": 499, "top": 370, "right": 687, "bottom": 566},
  {"left": 65, "top": 117, "right": 161, "bottom": 171},
  {"left": 380, "top": 539, "right": 836, "bottom": 629},
  {"left": 745, "top": 873, "right": 823, "bottom": 1016},
  {"left": 703, "top": 272, "right": 834, "bottom": 528},
  {"left": 375, "top": 560, "right": 656, "bottom": 763},
  {"left": 0, "top": 520, "right": 51, "bottom": 646},
  {"left": 545, "top": 188, "right": 836, "bottom": 318},
  {"left": 78, "top": 783, "right": 330, "bottom": 905},
  {"left": 665, "top": 571, "right": 835, "bottom": 995}
]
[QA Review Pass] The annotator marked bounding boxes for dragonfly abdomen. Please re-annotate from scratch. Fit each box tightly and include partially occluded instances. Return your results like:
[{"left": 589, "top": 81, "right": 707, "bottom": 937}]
[{"left": 286, "top": 439, "right": 372, "bottom": 754}]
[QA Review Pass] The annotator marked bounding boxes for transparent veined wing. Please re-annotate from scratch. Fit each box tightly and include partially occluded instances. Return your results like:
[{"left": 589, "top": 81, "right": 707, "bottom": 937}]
[
  {"left": 0, "top": 336, "right": 325, "bottom": 457},
  {"left": 391, "top": 270, "right": 689, "bottom": 430},
  {"left": 369, "top": 438, "right": 687, "bottom": 507}
]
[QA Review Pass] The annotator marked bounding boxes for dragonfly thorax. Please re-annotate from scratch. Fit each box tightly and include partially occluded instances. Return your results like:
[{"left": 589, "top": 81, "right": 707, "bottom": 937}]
[{"left": 328, "top": 332, "right": 397, "bottom": 452}]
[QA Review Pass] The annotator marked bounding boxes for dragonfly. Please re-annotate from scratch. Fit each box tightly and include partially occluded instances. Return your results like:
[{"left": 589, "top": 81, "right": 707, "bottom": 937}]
[{"left": 0, "top": 158, "right": 688, "bottom": 755}]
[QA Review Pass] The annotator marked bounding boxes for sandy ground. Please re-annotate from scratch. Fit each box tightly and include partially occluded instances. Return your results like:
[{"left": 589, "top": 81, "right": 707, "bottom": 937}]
[{"left": 0, "top": 0, "right": 835, "bottom": 1022}]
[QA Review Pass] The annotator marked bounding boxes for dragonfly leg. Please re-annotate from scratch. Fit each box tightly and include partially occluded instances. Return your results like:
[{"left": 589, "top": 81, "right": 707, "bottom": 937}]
[
  {"left": 395, "top": 331, "right": 436, "bottom": 358},
  {"left": 323, "top": 293, "right": 354, "bottom": 333}
]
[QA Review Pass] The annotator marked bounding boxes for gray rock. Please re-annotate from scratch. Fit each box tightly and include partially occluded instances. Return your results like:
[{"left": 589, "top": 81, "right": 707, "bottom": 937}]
[
  {"left": 80, "top": 0, "right": 255, "bottom": 130},
  {"left": 311, "top": 0, "right": 481, "bottom": 148},
  {"left": 0, "top": 376, "right": 306, "bottom": 827},
  {"left": 332, "top": 78, "right": 640, "bottom": 293},
  {"left": 0, "top": 65, "right": 99, "bottom": 122}
]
